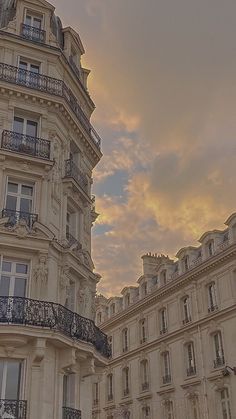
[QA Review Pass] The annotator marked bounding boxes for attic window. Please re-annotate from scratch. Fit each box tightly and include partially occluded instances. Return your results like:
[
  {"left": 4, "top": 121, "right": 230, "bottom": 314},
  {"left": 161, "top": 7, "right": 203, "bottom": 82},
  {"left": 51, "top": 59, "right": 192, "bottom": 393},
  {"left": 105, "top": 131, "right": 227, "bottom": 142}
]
[{"left": 21, "top": 11, "right": 45, "bottom": 43}]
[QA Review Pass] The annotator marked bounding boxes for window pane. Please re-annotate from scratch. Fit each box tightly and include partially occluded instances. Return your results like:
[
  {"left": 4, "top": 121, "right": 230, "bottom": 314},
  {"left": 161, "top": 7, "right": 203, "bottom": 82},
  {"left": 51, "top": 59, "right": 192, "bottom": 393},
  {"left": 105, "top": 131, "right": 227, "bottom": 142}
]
[
  {"left": 30, "top": 64, "right": 40, "bottom": 74},
  {"left": 2, "top": 262, "right": 12, "bottom": 273},
  {"left": 21, "top": 185, "right": 33, "bottom": 197},
  {"left": 5, "top": 361, "right": 21, "bottom": 399},
  {"left": 13, "top": 117, "right": 24, "bottom": 134},
  {"left": 33, "top": 18, "right": 42, "bottom": 29},
  {"left": 14, "top": 278, "right": 26, "bottom": 297},
  {"left": 20, "top": 198, "right": 32, "bottom": 213},
  {"left": 26, "top": 121, "right": 37, "bottom": 138},
  {"left": 16, "top": 264, "right": 28, "bottom": 275},
  {"left": 7, "top": 183, "right": 18, "bottom": 194},
  {"left": 6, "top": 196, "right": 17, "bottom": 211},
  {"left": 25, "top": 15, "right": 32, "bottom": 26},
  {"left": 0, "top": 276, "right": 10, "bottom": 296},
  {"left": 19, "top": 61, "right": 28, "bottom": 71}
]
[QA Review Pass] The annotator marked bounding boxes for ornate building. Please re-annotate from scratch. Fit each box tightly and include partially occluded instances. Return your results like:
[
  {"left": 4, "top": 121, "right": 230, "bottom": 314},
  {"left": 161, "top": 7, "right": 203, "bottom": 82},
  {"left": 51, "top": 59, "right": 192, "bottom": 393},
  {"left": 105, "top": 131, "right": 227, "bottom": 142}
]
[
  {"left": 0, "top": 0, "right": 110, "bottom": 418},
  {"left": 95, "top": 214, "right": 236, "bottom": 419}
]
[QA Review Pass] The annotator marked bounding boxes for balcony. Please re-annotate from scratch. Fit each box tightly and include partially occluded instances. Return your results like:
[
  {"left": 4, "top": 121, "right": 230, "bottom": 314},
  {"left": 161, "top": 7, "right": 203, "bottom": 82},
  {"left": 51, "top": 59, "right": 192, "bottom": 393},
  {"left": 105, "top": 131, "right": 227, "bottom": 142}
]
[
  {"left": 142, "top": 382, "right": 149, "bottom": 391},
  {"left": 1, "top": 130, "right": 51, "bottom": 160},
  {"left": 162, "top": 374, "right": 172, "bottom": 385},
  {"left": 62, "top": 407, "right": 81, "bottom": 419},
  {"left": 21, "top": 23, "right": 46, "bottom": 43},
  {"left": 0, "top": 296, "right": 111, "bottom": 358},
  {"left": 0, "top": 63, "right": 101, "bottom": 149},
  {"left": 187, "top": 366, "right": 196, "bottom": 376},
  {"left": 208, "top": 304, "right": 218, "bottom": 313},
  {"left": 214, "top": 356, "right": 225, "bottom": 369},
  {"left": 66, "top": 232, "right": 82, "bottom": 249},
  {"left": 2, "top": 209, "right": 38, "bottom": 229},
  {"left": 64, "top": 159, "right": 88, "bottom": 195},
  {"left": 0, "top": 399, "right": 27, "bottom": 419}
]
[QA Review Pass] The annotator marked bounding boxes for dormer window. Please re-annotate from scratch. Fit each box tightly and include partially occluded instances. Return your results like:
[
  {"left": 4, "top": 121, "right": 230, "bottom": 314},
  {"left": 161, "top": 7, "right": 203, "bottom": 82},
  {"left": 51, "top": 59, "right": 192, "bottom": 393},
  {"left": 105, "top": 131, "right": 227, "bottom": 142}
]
[
  {"left": 21, "top": 11, "right": 45, "bottom": 43},
  {"left": 110, "top": 303, "right": 115, "bottom": 315}
]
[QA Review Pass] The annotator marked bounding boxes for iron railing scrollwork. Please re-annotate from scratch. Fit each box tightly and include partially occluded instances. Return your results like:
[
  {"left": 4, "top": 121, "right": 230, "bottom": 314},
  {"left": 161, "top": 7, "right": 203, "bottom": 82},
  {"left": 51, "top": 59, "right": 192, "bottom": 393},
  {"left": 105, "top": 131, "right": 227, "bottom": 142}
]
[
  {"left": 21, "top": 24, "right": 46, "bottom": 43},
  {"left": 1, "top": 130, "right": 51, "bottom": 159},
  {"left": 64, "top": 159, "right": 88, "bottom": 194},
  {"left": 0, "top": 63, "right": 101, "bottom": 149},
  {"left": 0, "top": 296, "right": 111, "bottom": 358},
  {"left": 62, "top": 407, "right": 81, "bottom": 419},
  {"left": 2, "top": 209, "right": 38, "bottom": 229},
  {"left": 0, "top": 399, "right": 27, "bottom": 419}
]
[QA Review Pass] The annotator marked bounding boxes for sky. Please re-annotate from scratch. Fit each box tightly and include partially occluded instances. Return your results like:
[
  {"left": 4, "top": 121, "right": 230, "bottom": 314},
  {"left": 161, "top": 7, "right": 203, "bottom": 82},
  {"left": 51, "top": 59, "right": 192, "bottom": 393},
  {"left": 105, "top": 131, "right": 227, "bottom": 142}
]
[{"left": 53, "top": 0, "right": 236, "bottom": 296}]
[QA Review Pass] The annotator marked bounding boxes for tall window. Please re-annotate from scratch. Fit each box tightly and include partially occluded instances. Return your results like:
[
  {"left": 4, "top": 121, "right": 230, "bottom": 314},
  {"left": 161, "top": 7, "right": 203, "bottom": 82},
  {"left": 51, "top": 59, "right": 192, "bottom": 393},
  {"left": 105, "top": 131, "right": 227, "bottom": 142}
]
[
  {"left": 161, "top": 270, "right": 167, "bottom": 285},
  {"left": 186, "top": 342, "right": 196, "bottom": 376},
  {"left": 107, "top": 374, "right": 113, "bottom": 401},
  {"left": 6, "top": 181, "right": 33, "bottom": 216},
  {"left": 142, "top": 282, "right": 148, "bottom": 296},
  {"left": 160, "top": 308, "right": 168, "bottom": 334},
  {"left": 164, "top": 400, "right": 174, "bottom": 419},
  {"left": 65, "top": 282, "right": 75, "bottom": 311},
  {"left": 182, "top": 296, "right": 191, "bottom": 324},
  {"left": 142, "top": 406, "right": 151, "bottom": 418},
  {"left": 208, "top": 241, "right": 214, "bottom": 257},
  {"left": 63, "top": 374, "right": 75, "bottom": 408},
  {"left": 140, "top": 359, "right": 149, "bottom": 391},
  {"left": 108, "top": 336, "right": 113, "bottom": 356},
  {"left": 0, "top": 259, "right": 28, "bottom": 297},
  {"left": 125, "top": 294, "right": 130, "bottom": 308},
  {"left": 25, "top": 13, "right": 42, "bottom": 29},
  {"left": 110, "top": 303, "right": 115, "bottom": 315},
  {"left": 220, "top": 388, "right": 232, "bottom": 419},
  {"left": 123, "top": 367, "right": 129, "bottom": 396},
  {"left": 0, "top": 359, "right": 22, "bottom": 401},
  {"left": 183, "top": 256, "right": 189, "bottom": 272},
  {"left": 122, "top": 328, "right": 128, "bottom": 352},
  {"left": 14, "top": 116, "right": 38, "bottom": 138},
  {"left": 213, "top": 332, "right": 225, "bottom": 368},
  {"left": 162, "top": 351, "right": 171, "bottom": 384},
  {"left": 18, "top": 60, "right": 40, "bottom": 86},
  {"left": 93, "top": 383, "right": 99, "bottom": 405},
  {"left": 189, "top": 396, "right": 200, "bottom": 419},
  {"left": 140, "top": 319, "right": 147, "bottom": 344},
  {"left": 208, "top": 283, "right": 218, "bottom": 312}
]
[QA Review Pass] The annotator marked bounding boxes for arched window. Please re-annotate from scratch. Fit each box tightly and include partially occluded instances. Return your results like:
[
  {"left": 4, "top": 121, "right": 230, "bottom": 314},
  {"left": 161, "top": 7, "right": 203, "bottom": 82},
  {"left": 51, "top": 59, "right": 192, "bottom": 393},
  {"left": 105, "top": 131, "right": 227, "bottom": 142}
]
[
  {"left": 140, "top": 318, "right": 147, "bottom": 344},
  {"left": 208, "top": 282, "right": 218, "bottom": 312},
  {"left": 122, "top": 328, "right": 128, "bottom": 352},
  {"left": 122, "top": 367, "right": 130, "bottom": 396},
  {"left": 162, "top": 351, "right": 171, "bottom": 384},
  {"left": 107, "top": 373, "right": 113, "bottom": 401},
  {"left": 213, "top": 331, "right": 225, "bottom": 368},
  {"left": 140, "top": 359, "right": 149, "bottom": 391},
  {"left": 220, "top": 388, "right": 232, "bottom": 419},
  {"left": 160, "top": 308, "right": 168, "bottom": 334},
  {"left": 185, "top": 342, "right": 196, "bottom": 376},
  {"left": 182, "top": 296, "right": 191, "bottom": 324}
]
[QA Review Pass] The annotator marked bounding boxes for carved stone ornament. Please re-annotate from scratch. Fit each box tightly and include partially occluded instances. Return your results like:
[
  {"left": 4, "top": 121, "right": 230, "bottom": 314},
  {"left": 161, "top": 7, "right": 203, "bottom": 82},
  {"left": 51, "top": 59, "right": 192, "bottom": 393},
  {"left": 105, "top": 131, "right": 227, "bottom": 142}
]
[
  {"left": 60, "top": 264, "right": 70, "bottom": 291},
  {"left": 33, "top": 255, "right": 48, "bottom": 287},
  {"left": 75, "top": 248, "right": 94, "bottom": 269},
  {"left": 7, "top": 219, "right": 31, "bottom": 238}
]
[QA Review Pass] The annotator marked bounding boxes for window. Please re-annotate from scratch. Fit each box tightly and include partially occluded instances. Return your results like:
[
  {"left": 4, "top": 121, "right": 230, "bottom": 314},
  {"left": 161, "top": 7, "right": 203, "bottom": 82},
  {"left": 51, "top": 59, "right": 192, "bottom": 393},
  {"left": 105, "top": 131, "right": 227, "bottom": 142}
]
[
  {"left": 208, "top": 241, "right": 214, "bottom": 257},
  {"left": 140, "top": 319, "right": 147, "bottom": 344},
  {"left": 93, "top": 383, "right": 99, "bottom": 406},
  {"left": 142, "top": 406, "right": 151, "bottom": 418},
  {"left": 189, "top": 397, "right": 200, "bottom": 419},
  {"left": 122, "top": 328, "right": 128, "bottom": 352},
  {"left": 213, "top": 332, "right": 225, "bottom": 368},
  {"left": 186, "top": 342, "right": 196, "bottom": 376},
  {"left": 164, "top": 400, "right": 174, "bottom": 419},
  {"left": 14, "top": 115, "right": 38, "bottom": 138},
  {"left": 183, "top": 256, "right": 189, "bottom": 272},
  {"left": 142, "top": 282, "right": 148, "bottom": 296},
  {"left": 5, "top": 181, "right": 34, "bottom": 221},
  {"left": 63, "top": 374, "right": 75, "bottom": 408},
  {"left": 220, "top": 388, "right": 232, "bottom": 419},
  {"left": 160, "top": 308, "right": 168, "bottom": 334},
  {"left": 65, "top": 282, "right": 75, "bottom": 311},
  {"left": 97, "top": 312, "right": 102, "bottom": 324},
  {"left": 182, "top": 296, "right": 191, "bottom": 324},
  {"left": 107, "top": 374, "right": 113, "bottom": 401},
  {"left": 0, "top": 359, "right": 23, "bottom": 400},
  {"left": 110, "top": 303, "right": 116, "bottom": 315},
  {"left": 122, "top": 367, "right": 129, "bottom": 396},
  {"left": 125, "top": 294, "right": 130, "bottom": 308},
  {"left": 25, "top": 13, "right": 42, "bottom": 29},
  {"left": 0, "top": 259, "right": 28, "bottom": 297},
  {"left": 66, "top": 211, "right": 77, "bottom": 243},
  {"left": 18, "top": 60, "right": 40, "bottom": 86},
  {"left": 208, "top": 282, "right": 218, "bottom": 312},
  {"left": 162, "top": 351, "right": 171, "bottom": 384},
  {"left": 140, "top": 360, "right": 149, "bottom": 391},
  {"left": 161, "top": 270, "right": 167, "bottom": 285}
]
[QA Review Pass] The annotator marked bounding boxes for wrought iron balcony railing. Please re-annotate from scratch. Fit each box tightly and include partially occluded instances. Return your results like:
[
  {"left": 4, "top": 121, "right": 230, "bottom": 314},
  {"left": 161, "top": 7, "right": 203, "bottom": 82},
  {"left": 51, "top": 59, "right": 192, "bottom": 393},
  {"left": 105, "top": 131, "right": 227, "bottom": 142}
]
[
  {"left": 214, "top": 356, "right": 225, "bottom": 369},
  {"left": 21, "top": 23, "right": 46, "bottom": 43},
  {"left": 187, "top": 366, "right": 196, "bottom": 376},
  {"left": 0, "top": 296, "right": 111, "bottom": 358},
  {"left": 64, "top": 159, "right": 88, "bottom": 194},
  {"left": 0, "top": 63, "right": 101, "bottom": 149},
  {"left": 1, "top": 130, "right": 51, "bottom": 159},
  {"left": 0, "top": 399, "right": 27, "bottom": 419},
  {"left": 162, "top": 374, "right": 172, "bottom": 385},
  {"left": 62, "top": 407, "right": 81, "bottom": 419},
  {"left": 66, "top": 232, "right": 82, "bottom": 249},
  {"left": 2, "top": 209, "right": 38, "bottom": 229}
]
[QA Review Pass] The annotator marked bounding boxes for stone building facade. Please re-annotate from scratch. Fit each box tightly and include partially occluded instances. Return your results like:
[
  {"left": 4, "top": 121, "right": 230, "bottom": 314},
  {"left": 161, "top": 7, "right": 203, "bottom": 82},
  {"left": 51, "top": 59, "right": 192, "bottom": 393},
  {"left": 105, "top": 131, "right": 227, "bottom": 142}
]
[
  {"left": 95, "top": 214, "right": 236, "bottom": 419},
  {"left": 0, "top": 1, "right": 110, "bottom": 418}
]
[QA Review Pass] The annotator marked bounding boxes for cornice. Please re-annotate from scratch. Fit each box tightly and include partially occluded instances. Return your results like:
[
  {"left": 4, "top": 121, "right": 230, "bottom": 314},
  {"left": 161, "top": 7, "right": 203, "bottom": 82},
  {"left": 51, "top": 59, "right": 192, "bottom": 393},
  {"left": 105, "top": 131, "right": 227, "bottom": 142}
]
[{"left": 100, "top": 244, "right": 236, "bottom": 330}]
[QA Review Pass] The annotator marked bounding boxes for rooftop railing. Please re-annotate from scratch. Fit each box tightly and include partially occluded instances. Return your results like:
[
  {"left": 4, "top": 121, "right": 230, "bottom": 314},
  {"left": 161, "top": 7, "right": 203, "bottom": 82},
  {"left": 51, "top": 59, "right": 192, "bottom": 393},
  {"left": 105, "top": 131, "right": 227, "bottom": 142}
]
[
  {"left": 0, "top": 63, "right": 101, "bottom": 149},
  {"left": 1, "top": 130, "right": 51, "bottom": 159},
  {"left": 0, "top": 296, "right": 111, "bottom": 358}
]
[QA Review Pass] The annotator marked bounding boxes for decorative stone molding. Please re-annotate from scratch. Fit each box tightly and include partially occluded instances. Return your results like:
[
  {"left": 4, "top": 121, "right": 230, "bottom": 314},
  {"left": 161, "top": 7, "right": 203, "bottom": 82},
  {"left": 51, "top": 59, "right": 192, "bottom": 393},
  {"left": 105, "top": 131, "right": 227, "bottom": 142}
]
[{"left": 32, "top": 338, "right": 46, "bottom": 366}]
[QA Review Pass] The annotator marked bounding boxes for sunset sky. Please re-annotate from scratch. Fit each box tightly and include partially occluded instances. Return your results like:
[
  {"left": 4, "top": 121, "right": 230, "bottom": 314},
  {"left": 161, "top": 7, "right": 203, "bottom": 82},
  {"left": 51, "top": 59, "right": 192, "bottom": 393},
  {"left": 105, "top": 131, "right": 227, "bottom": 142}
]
[{"left": 54, "top": 0, "right": 236, "bottom": 296}]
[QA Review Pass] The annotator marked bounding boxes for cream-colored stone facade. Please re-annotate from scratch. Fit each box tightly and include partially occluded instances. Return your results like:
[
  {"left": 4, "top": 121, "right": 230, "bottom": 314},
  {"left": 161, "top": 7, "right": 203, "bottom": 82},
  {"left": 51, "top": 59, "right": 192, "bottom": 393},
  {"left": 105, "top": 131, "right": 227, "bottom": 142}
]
[
  {"left": 95, "top": 214, "right": 236, "bottom": 419},
  {"left": 0, "top": 1, "right": 110, "bottom": 418}
]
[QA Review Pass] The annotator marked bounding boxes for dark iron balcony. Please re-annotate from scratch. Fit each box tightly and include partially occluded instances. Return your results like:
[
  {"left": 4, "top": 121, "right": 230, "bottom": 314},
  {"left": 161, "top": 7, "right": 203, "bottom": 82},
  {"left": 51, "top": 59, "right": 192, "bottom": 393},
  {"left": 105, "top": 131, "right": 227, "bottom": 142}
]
[
  {"left": 0, "top": 399, "right": 27, "bottom": 419},
  {"left": 64, "top": 159, "right": 88, "bottom": 195},
  {"left": 0, "top": 296, "right": 111, "bottom": 358},
  {"left": 2, "top": 209, "right": 38, "bottom": 229},
  {"left": 66, "top": 232, "right": 82, "bottom": 249},
  {"left": 187, "top": 366, "right": 196, "bottom": 376},
  {"left": 1, "top": 130, "right": 51, "bottom": 159},
  {"left": 62, "top": 407, "right": 81, "bottom": 419},
  {"left": 162, "top": 374, "right": 172, "bottom": 385},
  {"left": 0, "top": 63, "right": 101, "bottom": 149},
  {"left": 21, "top": 23, "right": 46, "bottom": 43},
  {"left": 214, "top": 356, "right": 225, "bottom": 369}
]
